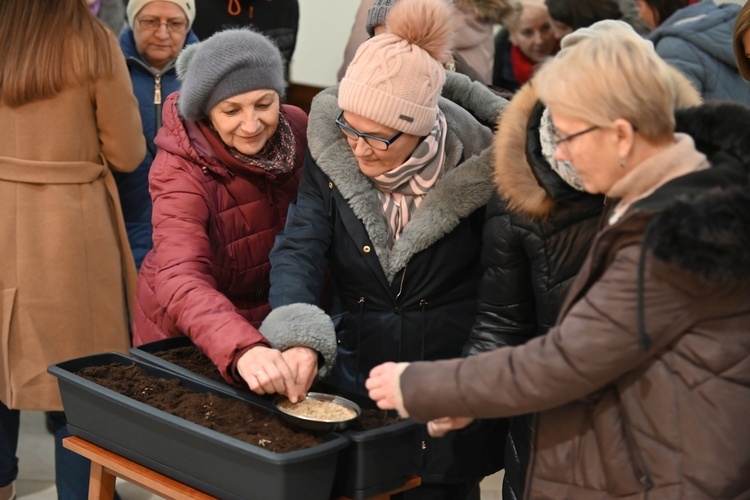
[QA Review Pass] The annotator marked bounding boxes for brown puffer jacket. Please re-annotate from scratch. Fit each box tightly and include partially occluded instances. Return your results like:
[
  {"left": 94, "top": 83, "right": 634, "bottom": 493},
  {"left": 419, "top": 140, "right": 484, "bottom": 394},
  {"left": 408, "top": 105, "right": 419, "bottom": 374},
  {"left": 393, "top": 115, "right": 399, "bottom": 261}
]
[
  {"left": 400, "top": 102, "right": 750, "bottom": 499},
  {"left": 133, "top": 92, "right": 306, "bottom": 383}
]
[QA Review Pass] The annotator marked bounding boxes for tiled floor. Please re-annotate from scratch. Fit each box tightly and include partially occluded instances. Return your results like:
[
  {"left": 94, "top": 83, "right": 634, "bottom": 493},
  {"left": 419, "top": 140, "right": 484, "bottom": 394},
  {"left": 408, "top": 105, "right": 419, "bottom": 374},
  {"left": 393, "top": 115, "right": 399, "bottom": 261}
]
[
  {"left": 15, "top": 411, "right": 157, "bottom": 499},
  {"left": 15, "top": 410, "right": 502, "bottom": 499}
]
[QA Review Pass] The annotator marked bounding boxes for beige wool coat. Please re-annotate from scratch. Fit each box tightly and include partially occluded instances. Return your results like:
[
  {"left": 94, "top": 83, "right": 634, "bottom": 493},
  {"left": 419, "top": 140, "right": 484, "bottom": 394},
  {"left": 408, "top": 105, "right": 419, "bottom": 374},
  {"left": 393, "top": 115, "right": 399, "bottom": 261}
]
[{"left": 0, "top": 33, "right": 145, "bottom": 410}]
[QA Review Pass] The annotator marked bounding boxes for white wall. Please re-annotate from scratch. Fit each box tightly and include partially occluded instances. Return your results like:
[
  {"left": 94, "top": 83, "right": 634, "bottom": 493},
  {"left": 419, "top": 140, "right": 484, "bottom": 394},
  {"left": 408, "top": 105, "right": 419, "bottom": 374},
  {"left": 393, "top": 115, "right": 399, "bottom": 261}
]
[
  {"left": 288, "top": 0, "right": 747, "bottom": 87},
  {"left": 290, "top": 0, "right": 360, "bottom": 87}
]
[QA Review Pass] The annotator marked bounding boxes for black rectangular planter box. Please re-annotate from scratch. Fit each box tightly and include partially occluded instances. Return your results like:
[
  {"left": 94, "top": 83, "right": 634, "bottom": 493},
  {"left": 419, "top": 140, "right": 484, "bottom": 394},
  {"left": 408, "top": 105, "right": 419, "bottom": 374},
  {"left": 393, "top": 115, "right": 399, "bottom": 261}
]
[
  {"left": 48, "top": 352, "right": 348, "bottom": 500},
  {"left": 315, "top": 382, "right": 418, "bottom": 500},
  {"left": 131, "top": 337, "right": 419, "bottom": 499}
]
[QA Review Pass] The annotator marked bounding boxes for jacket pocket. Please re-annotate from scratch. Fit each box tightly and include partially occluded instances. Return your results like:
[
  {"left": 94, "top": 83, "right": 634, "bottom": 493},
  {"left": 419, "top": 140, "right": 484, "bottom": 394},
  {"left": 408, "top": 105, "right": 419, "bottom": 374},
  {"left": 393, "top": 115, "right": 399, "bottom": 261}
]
[
  {"left": 592, "top": 390, "right": 647, "bottom": 496},
  {"left": 331, "top": 311, "right": 352, "bottom": 350},
  {"left": 0, "top": 288, "right": 17, "bottom": 405}
]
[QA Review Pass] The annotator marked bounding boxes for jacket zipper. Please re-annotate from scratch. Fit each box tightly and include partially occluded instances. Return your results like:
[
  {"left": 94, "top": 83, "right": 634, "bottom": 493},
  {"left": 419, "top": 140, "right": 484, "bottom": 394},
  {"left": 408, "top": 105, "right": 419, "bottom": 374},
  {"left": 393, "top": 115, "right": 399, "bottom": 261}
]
[
  {"left": 621, "top": 408, "right": 654, "bottom": 495},
  {"left": 154, "top": 72, "right": 163, "bottom": 131},
  {"left": 354, "top": 296, "right": 365, "bottom": 390},
  {"left": 395, "top": 263, "right": 408, "bottom": 301},
  {"left": 394, "top": 263, "right": 408, "bottom": 362},
  {"left": 522, "top": 412, "right": 540, "bottom": 500}
]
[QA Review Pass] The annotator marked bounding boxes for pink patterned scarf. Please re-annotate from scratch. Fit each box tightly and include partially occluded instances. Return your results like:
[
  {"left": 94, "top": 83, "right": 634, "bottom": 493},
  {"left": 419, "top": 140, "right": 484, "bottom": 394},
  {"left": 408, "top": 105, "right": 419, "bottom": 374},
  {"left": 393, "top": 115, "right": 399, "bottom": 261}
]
[{"left": 371, "top": 111, "right": 447, "bottom": 247}]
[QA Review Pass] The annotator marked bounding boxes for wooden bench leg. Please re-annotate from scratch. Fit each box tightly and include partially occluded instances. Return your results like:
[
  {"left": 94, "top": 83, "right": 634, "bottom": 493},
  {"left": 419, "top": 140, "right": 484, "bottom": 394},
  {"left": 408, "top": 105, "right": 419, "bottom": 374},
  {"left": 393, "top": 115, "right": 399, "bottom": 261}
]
[{"left": 88, "top": 461, "right": 116, "bottom": 500}]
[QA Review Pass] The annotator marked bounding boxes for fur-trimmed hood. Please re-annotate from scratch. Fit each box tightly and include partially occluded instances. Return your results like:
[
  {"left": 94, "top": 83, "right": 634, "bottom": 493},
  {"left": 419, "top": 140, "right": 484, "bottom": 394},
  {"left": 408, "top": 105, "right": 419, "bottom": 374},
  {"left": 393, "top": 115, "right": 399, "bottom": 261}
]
[
  {"left": 643, "top": 101, "right": 750, "bottom": 283},
  {"left": 307, "top": 84, "right": 495, "bottom": 282},
  {"left": 620, "top": 101, "right": 750, "bottom": 352},
  {"left": 493, "top": 68, "right": 702, "bottom": 221}
]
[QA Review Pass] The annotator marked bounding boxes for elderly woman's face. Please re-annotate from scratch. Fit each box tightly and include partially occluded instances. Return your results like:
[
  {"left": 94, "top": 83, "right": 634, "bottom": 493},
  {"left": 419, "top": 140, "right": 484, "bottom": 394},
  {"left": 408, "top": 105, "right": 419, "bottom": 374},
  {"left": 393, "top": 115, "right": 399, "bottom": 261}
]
[
  {"left": 209, "top": 90, "right": 280, "bottom": 156},
  {"left": 133, "top": 1, "right": 189, "bottom": 70},
  {"left": 509, "top": 5, "right": 557, "bottom": 63},
  {"left": 549, "top": 106, "right": 622, "bottom": 195},
  {"left": 339, "top": 112, "right": 422, "bottom": 178}
]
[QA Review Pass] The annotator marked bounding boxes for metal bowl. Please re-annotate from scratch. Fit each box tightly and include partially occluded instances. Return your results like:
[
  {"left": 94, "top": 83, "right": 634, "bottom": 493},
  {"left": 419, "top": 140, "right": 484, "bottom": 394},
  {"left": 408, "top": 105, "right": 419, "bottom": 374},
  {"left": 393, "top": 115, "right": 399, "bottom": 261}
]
[{"left": 274, "top": 392, "right": 361, "bottom": 432}]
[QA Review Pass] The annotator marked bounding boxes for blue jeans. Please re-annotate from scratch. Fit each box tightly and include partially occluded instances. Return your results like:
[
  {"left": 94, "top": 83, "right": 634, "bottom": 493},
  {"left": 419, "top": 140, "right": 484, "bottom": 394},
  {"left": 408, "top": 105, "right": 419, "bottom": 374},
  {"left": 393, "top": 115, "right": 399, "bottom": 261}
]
[
  {"left": 0, "top": 403, "right": 19, "bottom": 487},
  {"left": 49, "top": 412, "right": 92, "bottom": 500}
]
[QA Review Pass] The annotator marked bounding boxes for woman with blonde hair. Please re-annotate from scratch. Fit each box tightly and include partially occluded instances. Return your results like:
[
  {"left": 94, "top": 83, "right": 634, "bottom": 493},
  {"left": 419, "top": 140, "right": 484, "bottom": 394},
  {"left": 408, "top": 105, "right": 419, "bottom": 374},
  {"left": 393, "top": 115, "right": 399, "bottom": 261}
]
[
  {"left": 492, "top": 0, "right": 558, "bottom": 92},
  {"left": 0, "top": 0, "right": 144, "bottom": 498},
  {"left": 475, "top": 20, "right": 702, "bottom": 500},
  {"left": 369, "top": 24, "right": 750, "bottom": 499}
]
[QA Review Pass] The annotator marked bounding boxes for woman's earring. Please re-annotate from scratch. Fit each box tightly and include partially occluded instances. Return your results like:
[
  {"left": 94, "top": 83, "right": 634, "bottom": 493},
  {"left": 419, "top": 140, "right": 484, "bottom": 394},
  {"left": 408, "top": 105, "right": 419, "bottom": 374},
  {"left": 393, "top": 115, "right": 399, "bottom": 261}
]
[{"left": 620, "top": 157, "right": 627, "bottom": 169}]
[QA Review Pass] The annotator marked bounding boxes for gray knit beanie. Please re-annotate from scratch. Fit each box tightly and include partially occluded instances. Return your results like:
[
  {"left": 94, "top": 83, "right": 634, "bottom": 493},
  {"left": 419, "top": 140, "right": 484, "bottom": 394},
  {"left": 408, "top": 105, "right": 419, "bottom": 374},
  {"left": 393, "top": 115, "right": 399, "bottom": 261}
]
[
  {"left": 366, "top": 0, "right": 397, "bottom": 37},
  {"left": 176, "top": 28, "right": 286, "bottom": 121}
]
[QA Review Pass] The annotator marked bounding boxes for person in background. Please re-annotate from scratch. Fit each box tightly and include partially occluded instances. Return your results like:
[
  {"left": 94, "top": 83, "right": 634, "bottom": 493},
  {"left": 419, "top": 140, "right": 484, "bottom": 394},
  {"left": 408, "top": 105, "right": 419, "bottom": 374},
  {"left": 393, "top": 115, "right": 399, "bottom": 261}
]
[
  {"left": 733, "top": 0, "right": 750, "bottom": 80},
  {"left": 132, "top": 29, "right": 318, "bottom": 405},
  {"left": 189, "top": 0, "right": 299, "bottom": 81},
  {"left": 364, "top": 0, "right": 519, "bottom": 93},
  {"left": 368, "top": 24, "right": 750, "bottom": 500},
  {"left": 492, "top": 0, "right": 558, "bottom": 93},
  {"left": 88, "top": 0, "right": 128, "bottom": 35},
  {"left": 0, "top": 1, "right": 145, "bottom": 498},
  {"left": 635, "top": 0, "right": 689, "bottom": 27},
  {"left": 478, "top": 20, "right": 703, "bottom": 499},
  {"left": 116, "top": 0, "right": 198, "bottom": 269},
  {"left": 264, "top": 0, "right": 508, "bottom": 497},
  {"left": 643, "top": 0, "right": 750, "bottom": 103},
  {"left": 338, "top": 0, "right": 506, "bottom": 84},
  {"left": 545, "top": 0, "right": 650, "bottom": 39}
]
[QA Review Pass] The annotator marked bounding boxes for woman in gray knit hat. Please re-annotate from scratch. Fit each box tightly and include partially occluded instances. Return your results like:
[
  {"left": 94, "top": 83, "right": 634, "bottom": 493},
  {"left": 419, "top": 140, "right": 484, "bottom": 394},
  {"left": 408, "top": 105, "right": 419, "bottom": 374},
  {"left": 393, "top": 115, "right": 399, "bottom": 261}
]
[{"left": 132, "top": 28, "right": 329, "bottom": 406}]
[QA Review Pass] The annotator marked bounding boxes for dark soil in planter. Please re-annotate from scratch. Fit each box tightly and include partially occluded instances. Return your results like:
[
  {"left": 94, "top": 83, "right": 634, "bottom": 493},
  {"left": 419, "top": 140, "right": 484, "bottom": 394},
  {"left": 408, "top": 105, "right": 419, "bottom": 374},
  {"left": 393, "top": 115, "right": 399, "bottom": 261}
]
[
  {"left": 77, "top": 363, "right": 324, "bottom": 453},
  {"left": 154, "top": 345, "right": 403, "bottom": 431}
]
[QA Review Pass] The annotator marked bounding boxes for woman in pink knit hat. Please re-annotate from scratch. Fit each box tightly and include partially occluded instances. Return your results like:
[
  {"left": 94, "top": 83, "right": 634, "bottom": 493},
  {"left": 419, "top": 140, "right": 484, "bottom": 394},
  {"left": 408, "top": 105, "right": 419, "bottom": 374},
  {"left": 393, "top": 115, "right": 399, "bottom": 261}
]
[{"left": 262, "top": 0, "right": 508, "bottom": 497}]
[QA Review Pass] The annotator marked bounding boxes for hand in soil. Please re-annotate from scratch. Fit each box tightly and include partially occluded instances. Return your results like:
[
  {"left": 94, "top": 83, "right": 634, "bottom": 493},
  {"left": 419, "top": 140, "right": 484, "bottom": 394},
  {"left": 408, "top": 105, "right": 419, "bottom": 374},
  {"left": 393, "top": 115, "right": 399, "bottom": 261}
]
[
  {"left": 155, "top": 345, "right": 404, "bottom": 431},
  {"left": 237, "top": 345, "right": 298, "bottom": 400}
]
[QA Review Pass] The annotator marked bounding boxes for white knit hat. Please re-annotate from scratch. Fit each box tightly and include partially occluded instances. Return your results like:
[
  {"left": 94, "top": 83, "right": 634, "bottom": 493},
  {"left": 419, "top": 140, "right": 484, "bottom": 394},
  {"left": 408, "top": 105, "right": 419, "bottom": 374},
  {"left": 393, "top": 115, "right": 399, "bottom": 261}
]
[
  {"left": 339, "top": 0, "right": 453, "bottom": 136},
  {"left": 126, "top": 0, "right": 196, "bottom": 29}
]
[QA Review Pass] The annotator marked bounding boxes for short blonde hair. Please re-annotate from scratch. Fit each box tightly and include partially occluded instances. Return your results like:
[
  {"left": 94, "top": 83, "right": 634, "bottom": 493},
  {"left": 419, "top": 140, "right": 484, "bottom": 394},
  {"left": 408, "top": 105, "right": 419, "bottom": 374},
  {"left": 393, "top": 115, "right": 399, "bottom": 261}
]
[
  {"left": 534, "top": 28, "right": 676, "bottom": 142},
  {"left": 734, "top": 0, "right": 750, "bottom": 81},
  {"left": 503, "top": 0, "right": 547, "bottom": 31}
]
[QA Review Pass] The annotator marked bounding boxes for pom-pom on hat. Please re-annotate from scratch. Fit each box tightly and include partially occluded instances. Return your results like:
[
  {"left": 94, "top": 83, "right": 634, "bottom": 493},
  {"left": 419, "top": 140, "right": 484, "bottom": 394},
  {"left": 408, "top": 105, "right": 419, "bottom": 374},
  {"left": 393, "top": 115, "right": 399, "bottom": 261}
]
[
  {"left": 126, "top": 0, "right": 196, "bottom": 29},
  {"left": 340, "top": 0, "right": 453, "bottom": 137},
  {"left": 175, "top": 28, "right": 286, "bottom": 121}
]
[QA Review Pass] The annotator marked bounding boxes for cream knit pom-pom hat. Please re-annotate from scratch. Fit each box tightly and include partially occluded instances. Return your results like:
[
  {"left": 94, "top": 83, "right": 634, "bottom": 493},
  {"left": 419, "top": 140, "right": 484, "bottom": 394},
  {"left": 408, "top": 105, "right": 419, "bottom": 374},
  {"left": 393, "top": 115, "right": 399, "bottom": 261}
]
[
  {"left": 126, "top": 0, "right": 196, "bottom": 29},
  {"left": 339, "top": 0, "right": 453, "bottom": 136}
]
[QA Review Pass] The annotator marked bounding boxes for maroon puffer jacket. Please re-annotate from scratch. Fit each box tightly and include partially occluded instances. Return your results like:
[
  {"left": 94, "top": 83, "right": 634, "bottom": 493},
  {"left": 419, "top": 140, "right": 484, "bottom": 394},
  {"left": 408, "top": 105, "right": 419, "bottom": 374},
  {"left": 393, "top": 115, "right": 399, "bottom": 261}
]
[{"left": 133, "top": 92, "right": 306, "bottom": 383}]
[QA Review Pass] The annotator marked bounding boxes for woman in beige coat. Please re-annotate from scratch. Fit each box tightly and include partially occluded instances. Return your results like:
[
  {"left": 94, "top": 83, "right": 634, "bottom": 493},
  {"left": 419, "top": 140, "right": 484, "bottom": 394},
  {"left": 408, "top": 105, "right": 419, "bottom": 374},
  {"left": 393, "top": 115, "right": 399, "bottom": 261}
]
[{"left": 0, "top": 1, "right": 144, "bottom": 497}]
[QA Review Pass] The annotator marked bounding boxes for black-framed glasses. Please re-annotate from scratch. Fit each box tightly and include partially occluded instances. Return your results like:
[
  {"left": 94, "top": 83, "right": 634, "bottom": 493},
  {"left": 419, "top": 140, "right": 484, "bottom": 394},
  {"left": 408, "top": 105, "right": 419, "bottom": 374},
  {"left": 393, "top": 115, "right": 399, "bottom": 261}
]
[
  {"left": 553, "top": 125, "right": 600, "bottom": 146},
  {"left": 137, "top": 17, "right": 188, "bottom": 33},
  {"left": 335, "top": 111, "right": 403, "bottom": 151}
]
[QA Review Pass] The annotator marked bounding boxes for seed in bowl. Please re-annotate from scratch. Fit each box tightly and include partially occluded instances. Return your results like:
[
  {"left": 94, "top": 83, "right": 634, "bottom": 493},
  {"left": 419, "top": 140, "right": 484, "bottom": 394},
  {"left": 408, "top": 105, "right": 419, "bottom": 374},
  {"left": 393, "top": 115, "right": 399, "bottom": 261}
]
[{"left": 278, "top": 398, "right": 357, "bottom": 421}]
